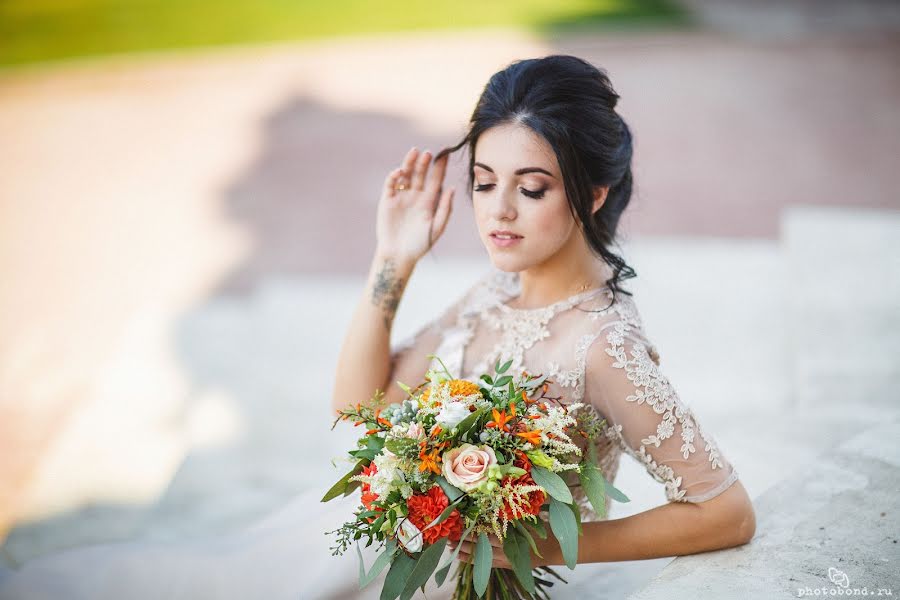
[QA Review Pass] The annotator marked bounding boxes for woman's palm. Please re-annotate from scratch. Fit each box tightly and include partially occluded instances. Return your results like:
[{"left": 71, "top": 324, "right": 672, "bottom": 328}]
[{"left": 376, "top": 148, "right": 455, "bottom": 263}]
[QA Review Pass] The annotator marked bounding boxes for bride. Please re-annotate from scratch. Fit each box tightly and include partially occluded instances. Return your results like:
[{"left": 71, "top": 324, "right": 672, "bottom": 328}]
[{"left": 0, "top": 54, "right": 755, "bottom": 599}]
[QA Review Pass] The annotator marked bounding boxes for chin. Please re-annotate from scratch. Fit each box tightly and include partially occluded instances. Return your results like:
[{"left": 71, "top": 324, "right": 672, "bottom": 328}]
[{"left": 486, "top": 251, "right": 530, "bottom": 273}]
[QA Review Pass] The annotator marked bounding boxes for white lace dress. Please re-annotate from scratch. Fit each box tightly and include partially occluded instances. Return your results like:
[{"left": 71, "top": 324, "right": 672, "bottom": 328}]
[
  {"left": 0, "top": 268, "right": 740, "bottom": 600},
  {"left": 392, "top": 268, "right": 739, "bottom": 516}
]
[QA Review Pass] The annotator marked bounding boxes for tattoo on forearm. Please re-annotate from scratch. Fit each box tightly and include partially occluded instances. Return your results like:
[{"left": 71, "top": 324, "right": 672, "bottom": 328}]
[{"left": 371, "top": 259, "right": 406, "bottom": 331}]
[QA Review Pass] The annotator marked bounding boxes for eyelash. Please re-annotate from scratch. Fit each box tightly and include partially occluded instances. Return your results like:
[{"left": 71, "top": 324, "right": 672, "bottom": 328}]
[{"left": 473, "top": 183, "right": 546, "bottom": 200}]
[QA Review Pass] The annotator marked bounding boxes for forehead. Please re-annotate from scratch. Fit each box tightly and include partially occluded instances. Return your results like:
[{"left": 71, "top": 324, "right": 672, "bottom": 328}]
[{"left": 473, "top": 122, "right": 560, "bottom": 176}]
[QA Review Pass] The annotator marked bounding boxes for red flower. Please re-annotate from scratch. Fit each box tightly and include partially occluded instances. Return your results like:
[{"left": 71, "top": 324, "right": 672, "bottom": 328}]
[
  {"left": 360, "top": 462, "right": 378, "bottom": 494},
  {"left": 406, "top": 486, "right": 463, "bottom": 544},
  {"left": 359, "top": 462, "right": 383, "bottom": 522},
  {"left": 499, "top": 454, "right": 546, "bottom": 520}
]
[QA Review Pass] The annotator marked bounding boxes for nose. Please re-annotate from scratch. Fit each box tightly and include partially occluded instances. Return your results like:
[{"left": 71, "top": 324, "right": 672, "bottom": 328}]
[{"left": 491, "top": 186, "right": 517, "bottom": 221}]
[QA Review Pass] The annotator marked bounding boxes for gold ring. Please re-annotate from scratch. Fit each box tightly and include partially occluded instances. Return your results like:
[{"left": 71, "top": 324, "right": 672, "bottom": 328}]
[{"left": 396, "top": 183, "right": 408, "bottom": 191}]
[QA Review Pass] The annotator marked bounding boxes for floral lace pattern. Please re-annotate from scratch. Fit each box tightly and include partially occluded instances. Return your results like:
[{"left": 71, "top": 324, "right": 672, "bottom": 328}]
[{"left": 415, "top": 268, "right": 739, "bottom": 516}]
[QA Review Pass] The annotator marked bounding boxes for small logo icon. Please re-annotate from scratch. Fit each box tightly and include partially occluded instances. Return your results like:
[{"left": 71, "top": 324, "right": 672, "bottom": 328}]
[{"left": 828, "top": 567, "right": 850, "bottom": 588}]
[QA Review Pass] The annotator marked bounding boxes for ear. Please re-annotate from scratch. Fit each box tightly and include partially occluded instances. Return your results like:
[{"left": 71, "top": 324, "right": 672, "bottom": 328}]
[{"left": 592, "top": 186, "right": 610, "bottom": 216}]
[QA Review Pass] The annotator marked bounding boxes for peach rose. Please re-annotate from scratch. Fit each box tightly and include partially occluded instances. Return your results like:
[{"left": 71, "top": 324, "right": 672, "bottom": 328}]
[{"left": 442, "top": 443, "right": 497, "bottom": 491}]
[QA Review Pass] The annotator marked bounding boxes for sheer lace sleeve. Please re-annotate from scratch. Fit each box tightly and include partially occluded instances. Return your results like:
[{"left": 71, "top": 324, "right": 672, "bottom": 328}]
[{"left": 583, "top": 323, "right": 739, "bottom": 503}]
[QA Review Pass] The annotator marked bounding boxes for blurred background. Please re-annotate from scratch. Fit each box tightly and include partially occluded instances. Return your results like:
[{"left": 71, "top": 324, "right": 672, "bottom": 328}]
[{"left": 1, "top": 0, "right": 898, "bottom": 594}]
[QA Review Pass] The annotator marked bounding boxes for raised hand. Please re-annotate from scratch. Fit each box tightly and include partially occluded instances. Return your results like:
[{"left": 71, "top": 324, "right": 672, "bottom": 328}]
[{"left": 375, "top": 147, "right": 455, "bottom": 264}]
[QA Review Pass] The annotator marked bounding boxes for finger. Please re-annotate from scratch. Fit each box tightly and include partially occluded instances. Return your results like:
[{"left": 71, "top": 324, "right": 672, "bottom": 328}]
[
  {"left": 411, "top": 149, "right": 431, "bottom": 191},
  {"left": 383, "top": 168, "right": 405, "bottom": 199},
  {"left": 425, "top": 151, "right": 450, "bottom": 196},
  {"left": 400, "top": 147, "right": 419, "bottom": 176},
  {"left": 429, "top": 186, "right": 454, "bottom": 243}
]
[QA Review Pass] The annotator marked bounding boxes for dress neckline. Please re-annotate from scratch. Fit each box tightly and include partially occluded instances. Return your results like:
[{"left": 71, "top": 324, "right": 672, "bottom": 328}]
[{"left": 494, "top": 271, "right": 611, "bottom": 313}]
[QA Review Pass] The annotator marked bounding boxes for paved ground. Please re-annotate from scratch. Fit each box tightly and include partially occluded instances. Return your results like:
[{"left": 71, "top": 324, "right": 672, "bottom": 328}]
[{"left": 0, "top": 5, "right": 898, "bottom": 595}]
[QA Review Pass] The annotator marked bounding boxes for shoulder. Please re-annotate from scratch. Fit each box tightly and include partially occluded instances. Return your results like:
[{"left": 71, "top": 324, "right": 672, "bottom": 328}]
[{"left": 579, "top": 289, "right": 661, "bottom": 374}]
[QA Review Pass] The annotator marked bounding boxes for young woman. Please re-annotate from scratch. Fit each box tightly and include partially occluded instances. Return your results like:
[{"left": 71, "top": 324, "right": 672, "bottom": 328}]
[
  {"left": 0, "top": 55, "right": 755, "bottom": 599},
  {"left": 333, "top": 54, "right": 755, "bottom": 571}
]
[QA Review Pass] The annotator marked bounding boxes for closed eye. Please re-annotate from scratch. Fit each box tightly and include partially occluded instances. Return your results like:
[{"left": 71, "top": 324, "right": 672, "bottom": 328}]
[{"left": 473, "top": 183, "right": 546, "bottom": 199}]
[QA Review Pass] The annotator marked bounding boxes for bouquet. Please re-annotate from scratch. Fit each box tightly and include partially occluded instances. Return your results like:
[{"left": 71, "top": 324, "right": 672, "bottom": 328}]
[{"left": 323, "top": 356, "right": 629, "bottom": 599}]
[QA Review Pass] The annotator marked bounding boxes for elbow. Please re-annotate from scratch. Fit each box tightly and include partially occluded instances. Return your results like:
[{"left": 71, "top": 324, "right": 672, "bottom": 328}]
[{"left": 733, "top": 501, "right": 756, "bottom": 546}]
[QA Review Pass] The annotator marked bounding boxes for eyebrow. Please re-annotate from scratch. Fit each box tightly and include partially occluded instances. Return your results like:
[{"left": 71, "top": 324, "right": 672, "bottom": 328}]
[{"left": 473, "top": 162, "right": 556, "bottom": 179}]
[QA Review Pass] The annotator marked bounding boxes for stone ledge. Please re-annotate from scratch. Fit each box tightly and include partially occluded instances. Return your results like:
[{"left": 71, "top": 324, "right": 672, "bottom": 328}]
[{"left": 628, "top": 420, "right": 900, "bottom": 599}]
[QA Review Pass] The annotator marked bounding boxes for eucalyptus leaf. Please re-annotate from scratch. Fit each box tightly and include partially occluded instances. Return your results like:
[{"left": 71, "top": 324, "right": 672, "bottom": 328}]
[
  {"left": 514, "top": 522, "right": 542, "bottom": 559},
  {"left": 497, "top": 359, "right": 513, "bottom": 374},
  {"left": 598, "top": 468, "right": 630, "bottom": 503},
  {"left": 495, "top": 375, "right": 512, "bottom": 387},
  {"left": 578, "top": 463, "right": 608, "bottom": 519},
  {"left": 435, "top": 476, "right": 464, "bottom": 503},
  {"left": 503, "top": 529, "right": 536, "bottom": 594},
  {"left": 473, "top": 533, "right": 492, "bottom": 597},
  {"left": 531, "top": 466, "right": 573, "bottom": 504},
  {"left": 361, "top": 539, "right": 398, "bottom": 588},
  {"left": 480, "top": 374, "right": 494, "bottom": 386},
  {"left": 356, "top": 542, "right": 367, "bottom": 587},
  {"left": 527, "top": 519, "right": 547, "bottom": 540},
  {"left": 548, "top": 497, "right": 578, "bottom": 569},
  {"left": 322, "top": 460, "right": 365, "bottom": 502},
  {"left": 399, "top": 538, "right": 448, "bottom": 600},
  {"left": 380, "top": 552, "right": 416, "bottom": 600},
  {"left": 435, "top": 523, "right": 476, "bottom": 586}
]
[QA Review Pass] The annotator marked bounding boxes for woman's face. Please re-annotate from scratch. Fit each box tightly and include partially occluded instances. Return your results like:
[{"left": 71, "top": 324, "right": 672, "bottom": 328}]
[{"left": 471, "top": 122, "right": 579, "bottom": 272}]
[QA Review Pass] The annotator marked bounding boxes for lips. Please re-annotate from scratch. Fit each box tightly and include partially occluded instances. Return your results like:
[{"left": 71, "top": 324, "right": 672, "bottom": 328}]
[{"left": 489, "top": 230, "right": 523, "bottom": 240}]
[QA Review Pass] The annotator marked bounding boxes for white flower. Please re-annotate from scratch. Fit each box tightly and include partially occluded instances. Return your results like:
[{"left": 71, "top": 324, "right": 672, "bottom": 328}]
[
  {"left": 396, "top": 518, "right": 422, "bottom": 552},
  {"left": 370, "top": 450, "right": 402, "bottom": 497},
  {"left": 436, "top": 401, "right": 470, "bottom": 429}
]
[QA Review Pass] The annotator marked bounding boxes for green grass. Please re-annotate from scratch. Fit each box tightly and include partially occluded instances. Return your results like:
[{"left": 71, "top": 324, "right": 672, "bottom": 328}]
[{"left": 0, "top": 0, "right": 691, "bottom": 68}]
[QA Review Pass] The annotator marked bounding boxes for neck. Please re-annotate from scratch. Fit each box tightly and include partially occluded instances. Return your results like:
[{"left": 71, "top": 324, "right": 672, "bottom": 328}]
[{"left": 511, "top": 235, "right": 613, "bottom": 309}]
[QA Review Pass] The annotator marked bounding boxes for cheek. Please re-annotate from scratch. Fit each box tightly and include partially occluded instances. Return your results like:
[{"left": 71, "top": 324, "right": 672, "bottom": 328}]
[{"left": 525, "top": 200, "right": 575, "bottom": 249}]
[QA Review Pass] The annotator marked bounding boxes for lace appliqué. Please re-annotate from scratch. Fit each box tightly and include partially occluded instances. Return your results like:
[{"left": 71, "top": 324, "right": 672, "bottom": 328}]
[{"left": 601, "top": 316, "right": 733, "bottom": 503}]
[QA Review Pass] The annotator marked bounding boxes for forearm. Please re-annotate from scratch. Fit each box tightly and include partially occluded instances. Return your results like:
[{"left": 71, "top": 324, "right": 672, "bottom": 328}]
[
  {"left": 331, "top": 252, "right": 416, "bottom": 413},
  {"left": 541, "top": 490, "right": 754, "bottom": 565}
]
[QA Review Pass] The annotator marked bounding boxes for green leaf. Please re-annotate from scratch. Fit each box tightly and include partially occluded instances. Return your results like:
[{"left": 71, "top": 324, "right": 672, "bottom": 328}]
[
  {"left": 473, "top": 533, "right": 492, "bottom": 597},
  {"left": 435, "top": 523, "right": 476, "bottom": 586},
  {"left": 497, "top": 359, "right": 513, "bottom": 374},
  {"left": 356, "top": 542, "right": 367, "bottom": 586},
  {"left": 321, "top": 460, "right": 365, "bottom": 502},
  {"left": 578, "top": 463, "right": 607, "bottom": 519},
  {"left": 385, "top": 437, "right": 417, "bottom": 455},
  {"left": 569, "top": 500, "right": 583, "bottom": 536},
  {"left": 435, "top": 476, "right": 464, "bottom": 502},
  {"left": 526, "top": 519, "right": 547, "bottom": 540},
  {"left": 396, "top": 381, "right": 413, "bottom": 396},
  {"left": 531, "top": 466, "right": 573, "bottom": 504},
  {"left": 400, "top": 538, "right": 448, "bottom": 600},
  {"left": 480, "top": 374, "right": 494, "bottom": 386},
  {"left": 598, "top": 468, "right": 630, "bottom": 503},
  {"left": 503, "top": 529, "right": 536, "bottom": 594},
  {"left": 380, "top": 551, "right": 416, "bottom": 600},
  {"left": 495, "top": 375, "right": 512, "bottom": 387},
  {"left": 514, "top": 522, "right": 542, "bottom": 558},
  {"left": 360, "top": 539, "right": 398, "bottom": 588},
  {"left": 453, "top": 407, "right": 486, "bottom": 436},
  {"left": 350, "top": 447, "right": 380, "bottom": 460},
  {"left": 548, "top": 497, "right": 578, "bottom": 569}
]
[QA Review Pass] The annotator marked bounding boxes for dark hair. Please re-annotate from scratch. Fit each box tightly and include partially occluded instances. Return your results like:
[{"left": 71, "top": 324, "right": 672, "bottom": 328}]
[{"left": 436, "top": 54, "right": 637, "bottom": 306}]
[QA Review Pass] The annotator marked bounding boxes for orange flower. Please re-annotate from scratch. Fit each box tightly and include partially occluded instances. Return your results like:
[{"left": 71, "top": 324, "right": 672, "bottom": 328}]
[
  {"left": 418, "top": 446, "right": 442, "bottom": 475},
  {"left": 486, "top": 408, "right": 513, "bottom": 432},
  {"left": 407, "top": 486, "right": 463, "bottom": 544},
  {"left": 420, "top": 379, "right": 482, "bottom": 405},
  {"left": 515, "top": 430, "right": 543, "bottom": 446}
]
